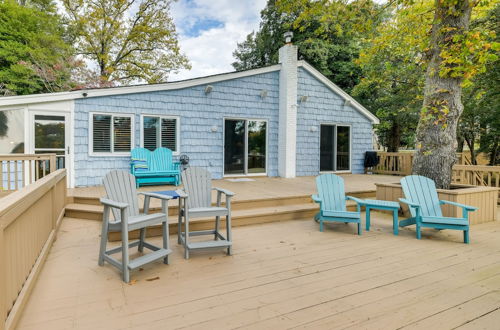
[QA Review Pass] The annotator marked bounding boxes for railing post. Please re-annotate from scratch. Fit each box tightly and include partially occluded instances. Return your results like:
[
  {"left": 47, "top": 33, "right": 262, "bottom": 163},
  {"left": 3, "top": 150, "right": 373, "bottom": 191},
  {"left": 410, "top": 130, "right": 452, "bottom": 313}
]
[
  {"left": 51, "top": 183, "right": 56, "bottom": 230},
  {"left": 49, "top": 154, "right": 56, "bottom": 174},
  {"left": 0, "top": 226, "right": 6, "bottom": 330},
  {"left": 0, "top": 161, "right": 3, "bottom": 192}
]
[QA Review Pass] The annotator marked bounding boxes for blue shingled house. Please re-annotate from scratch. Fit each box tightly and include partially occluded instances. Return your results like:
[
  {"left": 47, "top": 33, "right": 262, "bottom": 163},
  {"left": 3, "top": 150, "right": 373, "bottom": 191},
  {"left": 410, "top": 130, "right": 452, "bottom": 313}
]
[{"left": 0, "top": 41, "right": 379, "bottom": 188}]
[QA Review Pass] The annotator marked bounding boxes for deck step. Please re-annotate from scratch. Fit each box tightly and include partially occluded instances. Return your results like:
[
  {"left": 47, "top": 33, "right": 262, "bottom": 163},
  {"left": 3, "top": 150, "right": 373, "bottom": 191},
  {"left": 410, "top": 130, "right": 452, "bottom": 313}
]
[
  {"left": 105, "top": 202, "right": 320, "bottom": 241},
  {"left": 128, "top": 248, "right": 171, "bottom": 270},
  {"left": 66, "top": 198, "right": 363, "bottom": 242},
  {"left": 107, "top": 201, "right": 359, "bottom": 241},
  {"left": 65, "top": 203, "right": 103, "bottom": 221},
  {"left": 65, "top": 199, "right": 361, "bottom": 222},
  {"left": 71, "top": 190, "right": 375, "bottom": 210}
]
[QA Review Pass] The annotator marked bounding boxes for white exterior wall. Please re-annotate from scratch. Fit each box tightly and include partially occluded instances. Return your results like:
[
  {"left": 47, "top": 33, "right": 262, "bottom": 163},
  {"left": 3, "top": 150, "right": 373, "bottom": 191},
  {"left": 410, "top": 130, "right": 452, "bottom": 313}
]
[{"left": 278, "top": 43, "right": 298, "bottom": 178}]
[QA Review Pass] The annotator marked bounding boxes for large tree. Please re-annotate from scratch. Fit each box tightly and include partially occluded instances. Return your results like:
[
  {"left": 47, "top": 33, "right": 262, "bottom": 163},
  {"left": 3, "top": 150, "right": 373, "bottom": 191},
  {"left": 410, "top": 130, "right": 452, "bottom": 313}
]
[
  {"left": 233, "top": 0, "right": 382, "bottom": 92},
  {"left": 279, "top": 0, "right": 497, "bottom": 188},
  {"left": 411, "top": 0, "right": 497, "bottom": 188},
  {"left": 356, "top": 1, "right": 498, "bottom": 157},
  {"left": 62, "top": 0, "right": 190, "bottom": 86},
  {"left": 0, "top": 0, "right": 76, "bottom": 95}
]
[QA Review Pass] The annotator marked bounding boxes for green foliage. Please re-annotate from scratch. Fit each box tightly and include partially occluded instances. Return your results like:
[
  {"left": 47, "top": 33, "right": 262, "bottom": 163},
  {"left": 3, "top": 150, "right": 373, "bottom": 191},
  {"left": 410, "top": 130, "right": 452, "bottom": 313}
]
[
  {"left": 437, "top": 12, "right": 499, "bottom": 87},
  {"left": 233, "top": 0, "right": 382, "bottom": 91},
  {"left": 0, "top": 0, "right": 76, "bottom": 95},
  {"left": 62, "top": 0, "right": 190, "bottom": 85},
  {"left": 461, "top": 4, "right": 500, "bottom": 164},
  {"left": 352, "top": 1, "right": 431, "bottom": 150}
]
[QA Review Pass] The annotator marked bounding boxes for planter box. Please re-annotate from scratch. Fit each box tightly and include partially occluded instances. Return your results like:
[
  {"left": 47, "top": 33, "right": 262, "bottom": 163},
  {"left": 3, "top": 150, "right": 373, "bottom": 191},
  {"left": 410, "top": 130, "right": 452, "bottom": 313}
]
[{"left": 375, "top": 182, "right": 498, "bottom": 225}]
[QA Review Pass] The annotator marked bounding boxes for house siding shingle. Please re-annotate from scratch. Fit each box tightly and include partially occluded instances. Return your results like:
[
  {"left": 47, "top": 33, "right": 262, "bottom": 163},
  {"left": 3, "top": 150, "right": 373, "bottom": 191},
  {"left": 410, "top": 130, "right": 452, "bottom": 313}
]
[
  {"left": 74, "top": 71, "right": 280, "bottom": 186},
  {"left": 72, "top": 67, "right": 374, "bottom": 187},
  {"left": 296, "top": 68, "right": 374, "bottom": 175}
]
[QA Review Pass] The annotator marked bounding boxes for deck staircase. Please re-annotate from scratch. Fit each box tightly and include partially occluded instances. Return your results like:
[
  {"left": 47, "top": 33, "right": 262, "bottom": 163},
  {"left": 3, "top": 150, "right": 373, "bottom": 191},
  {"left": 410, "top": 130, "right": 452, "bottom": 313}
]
[{"left": 65, "top": 190, "right": 375, "bottom": 241}]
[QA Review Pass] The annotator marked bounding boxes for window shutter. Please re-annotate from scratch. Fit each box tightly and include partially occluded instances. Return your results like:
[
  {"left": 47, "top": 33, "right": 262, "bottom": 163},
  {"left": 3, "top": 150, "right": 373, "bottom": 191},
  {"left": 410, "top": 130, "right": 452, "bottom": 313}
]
[
  {"left": 143, "top": 116, "right": 159, "bottom": 151},
  {"left": 161, "top": 118, "right": 177, "bottom": 151},
  {"left": 92, "top": 115, "right": 111, "bottom": 152},
  {"left": 113, "top": 116, "right": 131, "bottom": 152}
]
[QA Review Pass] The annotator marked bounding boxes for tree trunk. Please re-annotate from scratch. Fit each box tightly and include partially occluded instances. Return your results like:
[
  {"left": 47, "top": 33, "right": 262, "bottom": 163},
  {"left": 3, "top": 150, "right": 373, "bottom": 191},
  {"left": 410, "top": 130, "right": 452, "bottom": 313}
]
[
  {"left": 387, "top": 122, "right": 401, "bottom": 152},
  {"left": 412, "top": 0, "right": 472, "bottom": 189},
  {"left": 456, "top": 135, "right": 465, "bottom": 152},
  {"left": 464, "top": 136, "right": 477, "bottom": 165},
  {"left": 489, "top": 141, "right": 499, "bottom": 166}
]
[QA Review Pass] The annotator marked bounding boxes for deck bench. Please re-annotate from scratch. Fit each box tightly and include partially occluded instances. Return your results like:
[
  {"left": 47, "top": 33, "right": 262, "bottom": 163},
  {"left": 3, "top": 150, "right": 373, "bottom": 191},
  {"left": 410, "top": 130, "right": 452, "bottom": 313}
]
[{"left": 130, "top": 147, "right": 181, "bottom": 187}]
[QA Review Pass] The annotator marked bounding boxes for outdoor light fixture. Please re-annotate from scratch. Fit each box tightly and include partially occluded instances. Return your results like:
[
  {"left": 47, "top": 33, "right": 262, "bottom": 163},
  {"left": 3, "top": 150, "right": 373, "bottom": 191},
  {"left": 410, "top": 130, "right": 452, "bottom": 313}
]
[
  {"left": 344, "top": 99, "right": 352, "bottom": 107},
  {"left": 299, "top": 95, "right": 308, "bottom": 103},
  {"left": 310, "top": 126, "right": 318, "bottom": 132},
  {"left": 210, "top": 125, "right": 218, "bottom": 132},
  {"left": 205, "top": 85, "right": 213, "bottom": 94},
  {"left": 260, "top": 89, "right": 268, "bottom": 99}
]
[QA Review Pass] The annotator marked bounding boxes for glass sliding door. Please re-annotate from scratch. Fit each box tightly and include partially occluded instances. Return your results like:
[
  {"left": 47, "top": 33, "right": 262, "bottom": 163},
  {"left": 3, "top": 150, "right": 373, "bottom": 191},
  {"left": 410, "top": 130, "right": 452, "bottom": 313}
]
[
  {"left": 336, "top": 126, "right": 350, "bottom": 171},
  {"left": 247, "top": 120, "right": 266, "bottom": 174},
  {"left": 224, "top": 119, "right": 267, "bottom": 175},
  {"left": 224, "top": 119, "right": 246, "bottom": 174},
  {"left": 320, "top": 124, "right": 351, "bottom": 172},
  {"left": 320, "top": 125, "right": 335, "bottom": 171}
]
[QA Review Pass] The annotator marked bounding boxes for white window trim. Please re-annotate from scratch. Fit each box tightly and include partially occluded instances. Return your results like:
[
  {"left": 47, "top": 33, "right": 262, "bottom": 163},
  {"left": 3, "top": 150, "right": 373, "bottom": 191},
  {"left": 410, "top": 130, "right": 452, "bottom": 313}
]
[
  {"left": 318, "top": 123, "right": 352, "bottom": 174},
  {"left": 222, "top": 117, "right": 269, "bottom": 177},
  {"left": 139, "top": 114, "right": 180, "bottom": 155},
  {"left": 88, "top": 112, "right": 135, "bottom": 157}
]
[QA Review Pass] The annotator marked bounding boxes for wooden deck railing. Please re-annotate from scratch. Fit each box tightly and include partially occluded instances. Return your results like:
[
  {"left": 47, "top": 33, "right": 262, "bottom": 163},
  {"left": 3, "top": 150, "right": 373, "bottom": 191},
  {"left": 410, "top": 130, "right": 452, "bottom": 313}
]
[
  {"left": 0, "top": 154, "right": 57, "bottom": 195},
  {"left": 367, "top": 152, "right": 500, "bottom": 202},
  {"left": 452, "top": 165, "right": 500, "bottom": 188},
  {"left": 369, "top": 152, "right": 414, "bottom": 175},
  {"left": 368, "top": 151, "right": 469, "bottom": 176},
  {"left": 0, "top": 169, "right": 66, "bottom": 330}
]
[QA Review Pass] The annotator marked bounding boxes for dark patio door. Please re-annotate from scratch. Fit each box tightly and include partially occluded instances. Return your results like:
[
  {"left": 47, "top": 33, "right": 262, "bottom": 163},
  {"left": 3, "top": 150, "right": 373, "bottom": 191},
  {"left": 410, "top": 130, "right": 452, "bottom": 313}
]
[
  {"left": 320, "top": 125, "right": 350, "bottom": 172},
  {"left": 320, "top": 125, "right": 335, "bottom": 171},
  {"left": 224, "top": 120, "right": 245, "bottom": 175},
  {"left": 224, "top": 119, "right": 266, "bottom": 175}
]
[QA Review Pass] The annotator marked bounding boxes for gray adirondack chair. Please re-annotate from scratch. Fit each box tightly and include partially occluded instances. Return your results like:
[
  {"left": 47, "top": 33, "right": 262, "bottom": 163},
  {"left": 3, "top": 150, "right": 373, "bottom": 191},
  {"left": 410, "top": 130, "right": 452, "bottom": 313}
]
[
  {"left": 99, "top": 170, "right": 173, "bottom": 282},
  {"left": 178, "top": 167, "right": 234, "bottom": 259}
]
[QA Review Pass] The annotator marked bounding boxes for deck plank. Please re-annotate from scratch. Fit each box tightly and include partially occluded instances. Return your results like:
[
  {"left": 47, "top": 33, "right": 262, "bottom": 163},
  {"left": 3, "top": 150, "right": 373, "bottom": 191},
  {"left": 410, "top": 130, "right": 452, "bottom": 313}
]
[
  {"left": 455, "top": 307, "right": 500, "bottom": 329},
  {"left": 16, "top": 211, "right": 500, "bottom": 330}
]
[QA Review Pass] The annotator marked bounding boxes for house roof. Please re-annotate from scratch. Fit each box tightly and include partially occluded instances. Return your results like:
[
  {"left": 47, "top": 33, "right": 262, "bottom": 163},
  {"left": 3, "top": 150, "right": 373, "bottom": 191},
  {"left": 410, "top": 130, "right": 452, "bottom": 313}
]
[
  {"left": 0, "top": 61, "right": 378, "bottom": 124},
  {"left": 0, "top": 65, "right": 281, "bottom": 108}
]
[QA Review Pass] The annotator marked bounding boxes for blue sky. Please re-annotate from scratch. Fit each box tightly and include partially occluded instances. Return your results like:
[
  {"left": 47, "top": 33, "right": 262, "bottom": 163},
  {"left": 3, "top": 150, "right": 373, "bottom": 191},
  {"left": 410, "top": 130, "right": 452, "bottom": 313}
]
[{"left": 170, "top": 0, "right": 267, "bottom": 81}]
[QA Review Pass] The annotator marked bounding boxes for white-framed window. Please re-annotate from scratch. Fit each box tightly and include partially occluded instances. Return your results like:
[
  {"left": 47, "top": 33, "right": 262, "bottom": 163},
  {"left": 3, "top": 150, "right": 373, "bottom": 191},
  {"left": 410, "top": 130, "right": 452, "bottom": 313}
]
[
  {"left": 140, "top": 115, "right": 180, "bottom": 154},
  {"left": 89, "top": 112, "right": 134, "bottom": 156}
]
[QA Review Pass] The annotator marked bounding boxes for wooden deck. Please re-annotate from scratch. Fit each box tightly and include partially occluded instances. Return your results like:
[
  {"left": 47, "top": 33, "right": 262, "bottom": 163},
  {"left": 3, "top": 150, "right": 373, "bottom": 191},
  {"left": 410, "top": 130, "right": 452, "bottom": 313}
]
[
  {"left": 69, "top": 174, "right": 398, "bottom": 202},
  {"left": 16, "top": 209, "right": 500, "bottom": 330}
]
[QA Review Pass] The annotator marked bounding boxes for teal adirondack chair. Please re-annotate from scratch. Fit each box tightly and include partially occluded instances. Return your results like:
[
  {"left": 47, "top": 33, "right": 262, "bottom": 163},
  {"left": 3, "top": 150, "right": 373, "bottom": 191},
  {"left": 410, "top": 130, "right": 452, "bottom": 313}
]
[
  {"left": 312, "top": 174, "right": 364, "bottom": 235},
  {"left": 399, "top": 175, "right": 478, "bottom": 243}
]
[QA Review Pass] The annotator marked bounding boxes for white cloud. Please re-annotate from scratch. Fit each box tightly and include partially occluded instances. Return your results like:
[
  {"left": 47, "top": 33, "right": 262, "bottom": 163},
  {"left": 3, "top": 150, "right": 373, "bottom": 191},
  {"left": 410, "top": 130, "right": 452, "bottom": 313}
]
[{"left": 169, "top": 0, "right": 267, "bottom": 81}]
